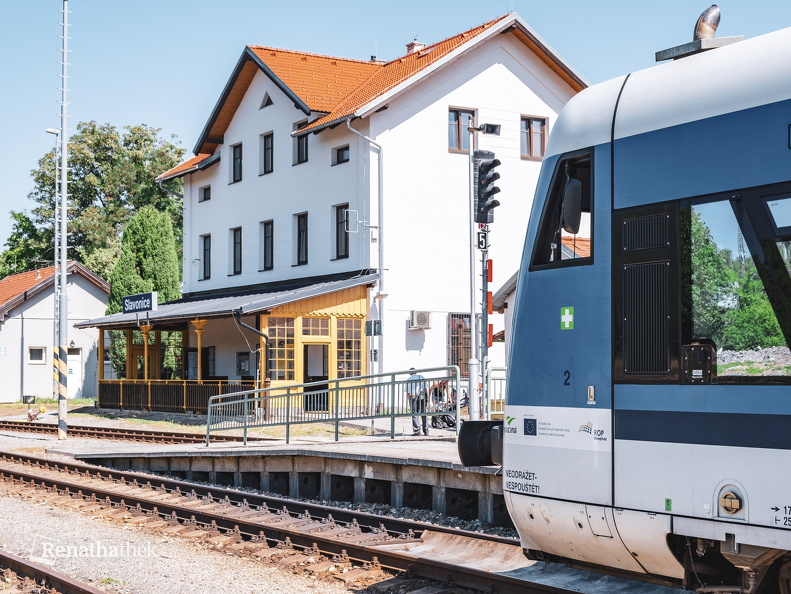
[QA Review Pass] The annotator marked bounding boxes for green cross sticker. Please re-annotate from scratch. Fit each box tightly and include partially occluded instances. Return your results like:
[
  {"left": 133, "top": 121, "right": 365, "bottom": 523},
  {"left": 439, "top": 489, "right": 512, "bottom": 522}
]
[{"left": 560, "top": 307, "right": 574, "bottom": 330}]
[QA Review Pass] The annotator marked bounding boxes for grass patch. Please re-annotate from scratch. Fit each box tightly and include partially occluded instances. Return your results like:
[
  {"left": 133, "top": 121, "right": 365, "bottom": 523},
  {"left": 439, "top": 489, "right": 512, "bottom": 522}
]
[
  {"left": 718, "top": 362, "right": 751, "bottom": 372},
  {"left": 718, "top": 361, "right": 790, "bottom": 376},
  {"left": 68, "top": 413, "right": 205, "bottom": 433},
  {"left": 254, "top": 423, "right": 369, "bottom": 438},
  {"left": 0, "top": 397, "right": 94, "bottom": 408}
]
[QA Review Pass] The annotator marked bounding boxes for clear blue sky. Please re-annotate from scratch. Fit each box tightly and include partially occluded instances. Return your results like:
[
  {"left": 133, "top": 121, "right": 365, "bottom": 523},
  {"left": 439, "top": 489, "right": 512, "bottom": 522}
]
[{"left": 2, "top": 0, "right": 789, "bottom": 251}]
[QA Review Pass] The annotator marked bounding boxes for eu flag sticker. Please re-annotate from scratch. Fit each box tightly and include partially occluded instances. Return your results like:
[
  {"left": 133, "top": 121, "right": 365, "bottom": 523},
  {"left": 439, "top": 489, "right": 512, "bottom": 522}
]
[
  {"left": 524, "top": 418, "right": 537, "bottom": 436},
  {"left": 560, "top": 307, "right": 574, "bottom": 330}
]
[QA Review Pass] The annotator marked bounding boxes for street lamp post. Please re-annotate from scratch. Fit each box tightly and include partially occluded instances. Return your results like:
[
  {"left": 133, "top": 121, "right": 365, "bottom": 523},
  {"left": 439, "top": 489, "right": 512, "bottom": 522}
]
[{"left": 56, "top": 0, "right": 70, "bottom": 439}]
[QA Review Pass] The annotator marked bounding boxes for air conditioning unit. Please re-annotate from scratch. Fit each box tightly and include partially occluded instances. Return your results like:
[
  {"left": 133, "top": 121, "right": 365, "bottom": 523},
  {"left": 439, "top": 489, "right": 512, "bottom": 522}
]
[{"left": 408, "top": 310, "right": 431, "bottom": 330}]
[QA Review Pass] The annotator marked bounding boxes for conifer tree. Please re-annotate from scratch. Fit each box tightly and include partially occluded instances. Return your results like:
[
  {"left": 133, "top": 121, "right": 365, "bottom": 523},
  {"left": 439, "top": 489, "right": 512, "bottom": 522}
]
[{"left": 106, "top": 206, "right": 182, "bottom": 378}]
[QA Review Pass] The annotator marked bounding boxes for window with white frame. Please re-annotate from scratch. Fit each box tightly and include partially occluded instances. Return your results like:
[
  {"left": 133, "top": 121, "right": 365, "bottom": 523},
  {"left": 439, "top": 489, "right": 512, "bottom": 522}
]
[{"left": 28, "top": 347, "right": 46, "bottom": 364}]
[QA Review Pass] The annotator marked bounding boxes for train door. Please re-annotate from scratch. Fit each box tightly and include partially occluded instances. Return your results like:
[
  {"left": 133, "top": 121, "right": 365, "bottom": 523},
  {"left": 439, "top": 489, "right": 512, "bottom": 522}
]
[{"left": 505, "top": 148, "right": 613, "bottom": 505}]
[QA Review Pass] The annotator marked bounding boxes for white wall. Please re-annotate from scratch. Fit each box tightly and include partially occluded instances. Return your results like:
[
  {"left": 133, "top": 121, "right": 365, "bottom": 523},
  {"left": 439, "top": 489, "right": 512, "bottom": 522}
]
[
  {"left": 179, "top": 32, "right": 577, "bottom": 377},
  {"left": 367, "top": 35, "right": 574, "bottom": 372},
  {"left": 0, "top": 274, "right": 108, "bottom": 403},
  {"left": 183, "top": 69, "right": 367, "bottom": 296}
]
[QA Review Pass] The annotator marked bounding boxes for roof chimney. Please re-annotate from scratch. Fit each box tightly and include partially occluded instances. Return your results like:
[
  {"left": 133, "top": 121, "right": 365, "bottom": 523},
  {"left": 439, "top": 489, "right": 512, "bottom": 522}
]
[{"left": 406, "top": 35, "right": 426, "bottom": 55}]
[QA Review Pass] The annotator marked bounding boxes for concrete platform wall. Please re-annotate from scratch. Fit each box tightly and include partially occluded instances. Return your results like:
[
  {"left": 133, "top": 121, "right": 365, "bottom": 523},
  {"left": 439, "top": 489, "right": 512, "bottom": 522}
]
[{"left": 85, "top": 451, "right": 510, "bottom": 527}]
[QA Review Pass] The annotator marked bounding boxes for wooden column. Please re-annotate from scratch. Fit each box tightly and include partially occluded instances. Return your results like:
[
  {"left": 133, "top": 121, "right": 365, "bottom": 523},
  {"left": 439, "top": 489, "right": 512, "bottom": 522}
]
[
  {"left": 140, "top": 324, "right": 153, "bottom": 411},
  {"left": 140, "top": 325, "right": 153, "bottom": 380},
  {"left": 125, "top": 329, "right": 133, "bottom": 379},
  {"left": 191, "top": 319, "right": 207, "bottom": 384}
]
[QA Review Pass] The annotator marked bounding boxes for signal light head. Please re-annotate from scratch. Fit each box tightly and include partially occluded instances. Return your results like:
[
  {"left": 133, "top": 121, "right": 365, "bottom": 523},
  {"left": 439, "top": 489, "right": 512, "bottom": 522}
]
[{"left": 473, "top": 151, "right": 502, "bottom": 224}]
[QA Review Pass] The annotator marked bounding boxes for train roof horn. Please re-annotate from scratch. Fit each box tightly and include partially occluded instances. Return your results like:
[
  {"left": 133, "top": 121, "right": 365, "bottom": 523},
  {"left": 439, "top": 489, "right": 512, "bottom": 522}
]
[{"left": 655, "top": 5, "right": 743, "bottom": 62}]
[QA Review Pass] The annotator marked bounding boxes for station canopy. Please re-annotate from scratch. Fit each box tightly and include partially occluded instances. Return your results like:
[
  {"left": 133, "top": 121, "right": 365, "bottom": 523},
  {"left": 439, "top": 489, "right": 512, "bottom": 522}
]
[{"left": 76, "top": 273, "right": 378, "bottom": 331}]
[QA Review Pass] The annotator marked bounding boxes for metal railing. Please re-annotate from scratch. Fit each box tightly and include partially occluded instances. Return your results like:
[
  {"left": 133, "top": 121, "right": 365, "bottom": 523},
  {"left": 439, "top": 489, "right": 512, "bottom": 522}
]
[
  {"left": 486, "top": 366, "right": 507, "bottom": 419},
  {"left": 97, "top": 379, "right": 256, "bottom": 414},
  {"left": 205, "top": 366, "right": 461, "bottom": 445}
]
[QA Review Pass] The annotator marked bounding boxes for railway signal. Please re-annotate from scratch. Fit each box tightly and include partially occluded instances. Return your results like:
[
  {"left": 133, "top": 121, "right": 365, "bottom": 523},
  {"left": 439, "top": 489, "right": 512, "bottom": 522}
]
[{"left": 473, "top": 150, "right": 501, "bottom": 224}]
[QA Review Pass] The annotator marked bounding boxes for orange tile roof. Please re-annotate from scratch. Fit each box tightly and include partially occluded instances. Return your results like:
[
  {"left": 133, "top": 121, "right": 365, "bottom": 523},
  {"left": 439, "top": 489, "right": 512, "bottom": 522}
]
[
  {"left": 561, "top": 236, "right": 591, "bottom": 258},
  {"left": 175, "top": 12, "right": 585, "bottom": 171},
  {"left": 0, "top": 266, "right": 54, "bottom": 308},
  {"left": 299, "top": 16, "right": 509, "bottom": 135},
  {"left": 0, "top": 262, "right": 109, "bottom": 321},
  {"left": 156, "top": 153, "right": 213, "bottom": 182},
  {"left": 194, "top": 49, "right": 380, "bottom": 156},
  {"left": 248, "top": 47, "right": 381, "bottom": 114}
]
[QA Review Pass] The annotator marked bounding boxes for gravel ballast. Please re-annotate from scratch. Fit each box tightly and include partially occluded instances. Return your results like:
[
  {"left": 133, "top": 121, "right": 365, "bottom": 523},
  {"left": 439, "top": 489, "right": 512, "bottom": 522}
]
[{"left": 0, "top": 433, "right": 356, "bottom": 594}]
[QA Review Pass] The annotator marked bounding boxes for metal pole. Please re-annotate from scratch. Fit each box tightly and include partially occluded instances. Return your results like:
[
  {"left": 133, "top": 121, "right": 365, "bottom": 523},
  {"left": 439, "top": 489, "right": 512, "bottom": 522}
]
[
  {"left": 345, "top": 118, "right": 387, "bottom": 426},
  {"left": 467, "top": 127, "right": 480, "bottom": 420},
  {"left": 57, "top": 0, "right": 70, "bottom": 440},
  {"left": 46, "top": 129, "right": 60, "bottom": 403},
  {"left": 481, "top": 250, "right": 489, "bottom": 418}
]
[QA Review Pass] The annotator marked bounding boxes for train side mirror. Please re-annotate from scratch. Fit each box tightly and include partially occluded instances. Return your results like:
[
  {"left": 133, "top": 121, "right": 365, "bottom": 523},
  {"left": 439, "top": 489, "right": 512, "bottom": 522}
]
[{"left": 561, "top": 177, "right": 582, "bottom": 234}]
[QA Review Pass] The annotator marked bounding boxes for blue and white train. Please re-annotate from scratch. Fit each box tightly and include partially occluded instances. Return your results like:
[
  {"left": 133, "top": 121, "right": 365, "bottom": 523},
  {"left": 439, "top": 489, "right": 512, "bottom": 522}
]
[{"left": 464, "top": 23, "right": 791, "bottom": 593}]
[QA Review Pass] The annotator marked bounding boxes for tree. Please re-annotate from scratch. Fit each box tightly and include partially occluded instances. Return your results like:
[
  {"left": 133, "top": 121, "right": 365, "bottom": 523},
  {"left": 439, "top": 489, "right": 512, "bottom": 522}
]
[
  {"left": 107, "top": 206, "right": 181, "bottom": 314},
  {"left": 720, "top": 264, "right": 785, "bottom": 350},
  {"left": 106, "top": 206, "right": 182, "bottom": 379},
  {"left": 1, "top": 121, "right": 184, "bottom": 279},
  {"left": 684, "top": 208, "right": 736, "bottom": 345}
]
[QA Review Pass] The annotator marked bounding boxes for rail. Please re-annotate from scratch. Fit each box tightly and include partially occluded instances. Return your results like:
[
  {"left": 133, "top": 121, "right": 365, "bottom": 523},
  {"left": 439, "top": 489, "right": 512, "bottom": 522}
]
[
  {"left": 486, "top": 366, "right": 507, "bottom": 420},
  {"left": 206, "top": 366, "right": 461, "bottom": 444}
]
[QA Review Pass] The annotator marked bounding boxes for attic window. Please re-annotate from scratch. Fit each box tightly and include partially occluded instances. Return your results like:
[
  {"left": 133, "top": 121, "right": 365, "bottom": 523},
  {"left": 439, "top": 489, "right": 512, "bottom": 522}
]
[
  {"left": 259, "top": 93, "right": 273, "bottom": 109},
  {"left": 418, "top": 48, "right": 436, "bottom": 58}
]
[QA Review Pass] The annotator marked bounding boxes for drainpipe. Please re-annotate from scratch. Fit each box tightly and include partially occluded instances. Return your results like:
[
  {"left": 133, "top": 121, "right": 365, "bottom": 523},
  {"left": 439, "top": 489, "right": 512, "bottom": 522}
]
[
  {"left": 232, "top": 309, "right": 271, "bottom": 425},
  {"left": 232, "top": 309, "right": 269, "bottom": 383},
  {"left": 157, "top": 179, "right": 183, "bottom": 201},
  {"left": 345, "top": 118, "right": 386, "bottom": 376}
]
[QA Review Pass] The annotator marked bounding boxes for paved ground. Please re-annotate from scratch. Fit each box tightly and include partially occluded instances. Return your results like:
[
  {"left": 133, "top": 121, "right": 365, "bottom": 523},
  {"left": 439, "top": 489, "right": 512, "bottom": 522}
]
[{"left": 0, "top": 404, "right": 463, "bottom": 466}]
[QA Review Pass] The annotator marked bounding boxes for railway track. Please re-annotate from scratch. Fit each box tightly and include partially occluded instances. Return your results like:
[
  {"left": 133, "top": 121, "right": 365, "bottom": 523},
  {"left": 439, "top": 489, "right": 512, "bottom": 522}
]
[
  {"left": 0, "top": 549, "right": 104, "bottom": 594},
  {"left": 0, "top": 420, "right": 273, "bottom": 444},
  {"left": 0, "top": 451, "right": 565, "bottom": 594}
]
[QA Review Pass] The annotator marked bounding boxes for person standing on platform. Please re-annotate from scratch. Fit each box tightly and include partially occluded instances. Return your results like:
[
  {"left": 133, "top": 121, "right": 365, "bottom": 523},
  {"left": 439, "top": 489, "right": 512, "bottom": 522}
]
[{"left": 407, "top": 368, "right": 429, "bottom": 436}]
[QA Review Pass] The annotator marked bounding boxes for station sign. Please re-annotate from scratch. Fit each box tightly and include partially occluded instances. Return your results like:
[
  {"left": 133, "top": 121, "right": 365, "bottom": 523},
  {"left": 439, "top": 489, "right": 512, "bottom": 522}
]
[{"left": 122, "top": 291, "right": 158, "bottom": 314}]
